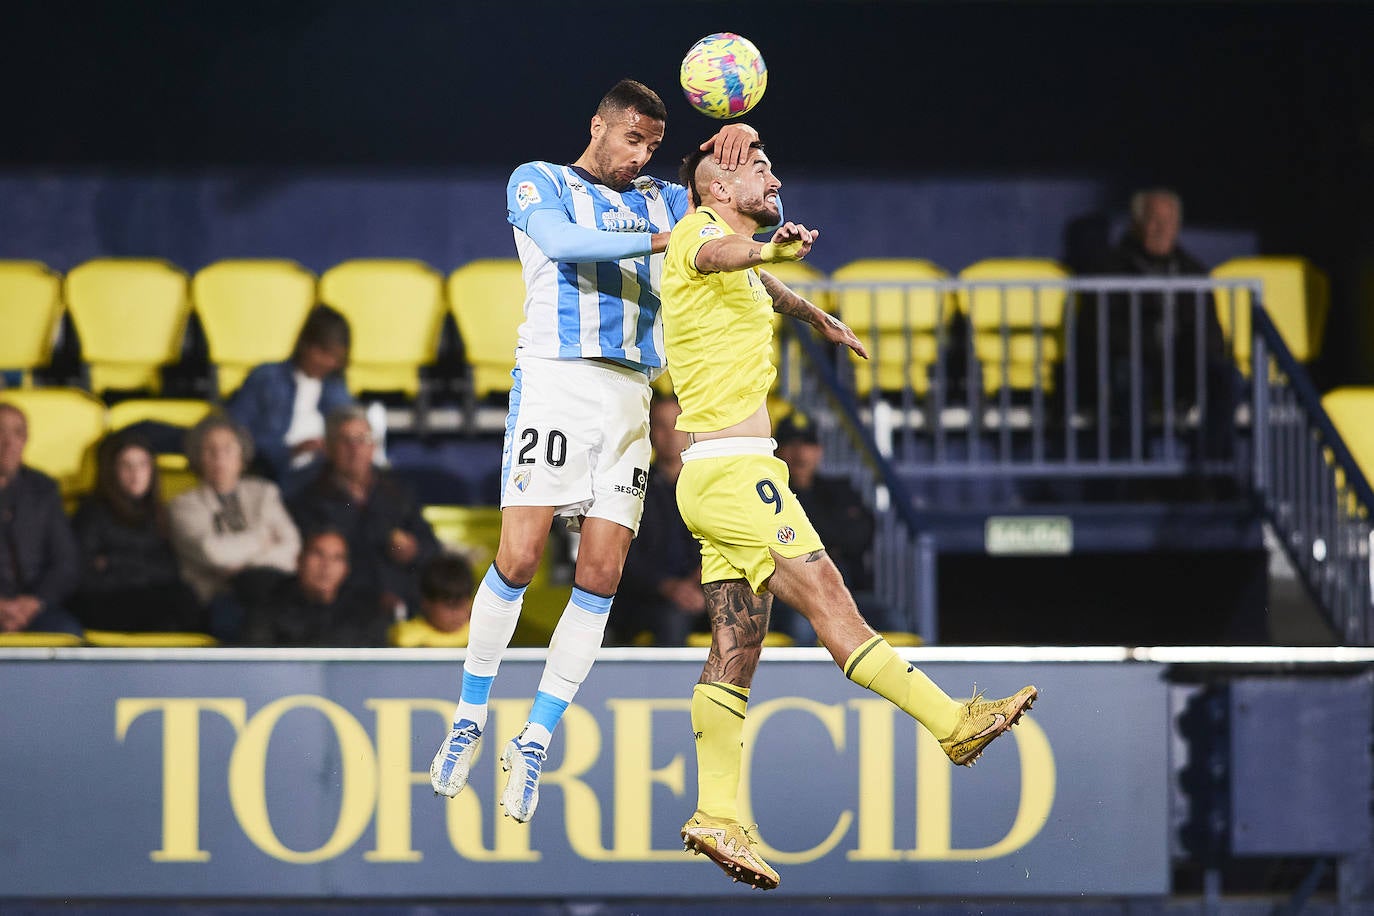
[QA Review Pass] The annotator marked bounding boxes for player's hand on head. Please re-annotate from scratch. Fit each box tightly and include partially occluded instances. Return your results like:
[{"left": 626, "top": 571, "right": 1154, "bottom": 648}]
[{"left": 700, "top": 123, "right": 759, "bottom": 170}]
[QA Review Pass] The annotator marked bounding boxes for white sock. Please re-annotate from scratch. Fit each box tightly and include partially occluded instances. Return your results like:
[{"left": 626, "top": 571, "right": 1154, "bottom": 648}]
[
  {"left": 536, "top": 588, "right": 612, "bottom": 703},
  {"left": 454, "top": 565, "right": 526, "bottom": 731}
]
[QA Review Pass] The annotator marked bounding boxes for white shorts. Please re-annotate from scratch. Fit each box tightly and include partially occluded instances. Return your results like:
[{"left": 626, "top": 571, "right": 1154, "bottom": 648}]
[{"left": 499, "top": 356, "right": 652, "bottom": 533}]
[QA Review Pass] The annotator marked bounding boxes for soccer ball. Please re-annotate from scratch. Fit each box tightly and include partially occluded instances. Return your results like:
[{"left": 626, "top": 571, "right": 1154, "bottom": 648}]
[{"left": 679, "top": 32, "right": 768, "bottom": 119}]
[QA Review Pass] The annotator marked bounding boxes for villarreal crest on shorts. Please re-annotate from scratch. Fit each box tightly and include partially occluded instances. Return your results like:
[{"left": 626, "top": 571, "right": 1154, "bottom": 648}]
[{"left": 675, "top": 438, "right": 823, "bottom": 593}]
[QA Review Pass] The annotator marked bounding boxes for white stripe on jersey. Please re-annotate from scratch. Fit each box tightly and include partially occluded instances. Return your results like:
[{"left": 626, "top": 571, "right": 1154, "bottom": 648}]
[
  {"left": 641, "top": 190, "right": 672, "bottom": 366},
  {"left": 567, "top": 173, "right": 604, "bottom": 358}
]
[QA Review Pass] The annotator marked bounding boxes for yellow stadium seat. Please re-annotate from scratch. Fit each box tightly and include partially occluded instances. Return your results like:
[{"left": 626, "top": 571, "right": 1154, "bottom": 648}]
[
  {"left": 319, "top": 259, "right": 446, "bottom": 397},
  {"left": 1321, "top": 387, "right": 1374, "bottom": 515},
  {"left": 832, "top": 259, "right": 952, "bottom": 396},
  {"left": 108, "top": 397, "right": 215, "bottom": 432},
  {"left": 0, "top": 260, "right": 64, "bottom": 386},
  {"left": 447, "top": 259, "right": 525, "bottom": 399},
  {"left": 0, "top": 387, "right": 107, "bottom": 502},
  {"left": 423, "top": 505, "right": 504, "bottom": 577},
  {"left": 64, "top": 258, "right": 191, "bottom": 395},
  {"left": 82, "top": 630, "right": 219, "bottom": 648},
  {"left": 762, "top": 259, "right": 832, "bottom": 313},
  {"left": 957, "top": 258, "right": 1071, "bottom": 394},
  {"left": 1212, "top": 256, "right": 1329, "bottom": 376},
  {"left": 762, "top": 261, "right": 831, "bottom": 394},
  {"left": 0, "top": 632, "right": 83, "bottom": 648},
  {"left": 192, "top": 259, "right": 317, "bottom": 397}
]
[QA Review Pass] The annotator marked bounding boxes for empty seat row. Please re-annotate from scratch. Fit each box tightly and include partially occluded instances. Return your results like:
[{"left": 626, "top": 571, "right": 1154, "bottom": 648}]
[
  {"left": 0, "top": 257, "right": 529, "bottom": 401},
  {"left": 0, "top": 255, "right": 1327, "bottom": 405},
  {"left": 794, "top": 256, "right": 1328, "bottom": 398}
]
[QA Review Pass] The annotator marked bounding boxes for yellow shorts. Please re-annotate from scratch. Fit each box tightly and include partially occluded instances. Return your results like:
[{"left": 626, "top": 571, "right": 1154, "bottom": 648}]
[{"left": 675, "top": 437, "right": 824, "bottom": 594}]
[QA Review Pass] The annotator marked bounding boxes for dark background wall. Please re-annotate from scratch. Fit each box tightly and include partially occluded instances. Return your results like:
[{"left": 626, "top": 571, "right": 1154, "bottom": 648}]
[{"left": 3, "top": 0, "right": 1371, "bottom": 382}]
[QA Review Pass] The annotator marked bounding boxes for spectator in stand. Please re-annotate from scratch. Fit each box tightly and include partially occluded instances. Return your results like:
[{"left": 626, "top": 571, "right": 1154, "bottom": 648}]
[
  {"left": 288, "top": 405, "right": 440, "bottom": 618},
  {"left": 388, "top": 552, "right": 475, "bottom": 648},
  {"left": 169, "top": 415, "right": 300, "bottom": 642},
  {"left": 615, "top": 393, "right": 706, "bottom": 645},
  {"left": 0, "top": 403, "right": 82, "bottom": 636},
  {"left": 1079, "top": 188, "right": 1236, "bottom": 457},
  {"left": 71, "top": 430, "right": 203, "bottom": 633},
  {"left": 242, "top": 527, "right": 385, "bottom": 647},
  {"left": 769, "top": 411, "right": 879, "bottom": 645},
  {"left": 227, "top": 304, "right": 355, "bottom": 483}
]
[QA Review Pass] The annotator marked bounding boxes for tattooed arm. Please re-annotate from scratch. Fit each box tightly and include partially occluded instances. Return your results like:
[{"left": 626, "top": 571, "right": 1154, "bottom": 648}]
[
  {"left": 699, "top": 579, "right": 772, "bottom": 688},
  {"left": 759, "top": 271, "right": 868, "bottom": 358}
]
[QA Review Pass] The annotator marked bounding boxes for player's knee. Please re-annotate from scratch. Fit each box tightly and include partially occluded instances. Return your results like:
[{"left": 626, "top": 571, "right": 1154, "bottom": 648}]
[
  {"left": 494, "top": 543, "right": 541, "bottom": 586},
  {"left": 573, "top": 553, "right": 624, "bottom": 595}
]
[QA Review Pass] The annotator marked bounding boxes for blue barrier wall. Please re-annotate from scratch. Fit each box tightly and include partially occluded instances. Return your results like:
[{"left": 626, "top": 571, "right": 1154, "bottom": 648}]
[
  {"left": 1, "top": 651, "right": 1169, "bottom": 899},
  {"left": 0, "top": 170, "right": 1258, "bottom": 278}
]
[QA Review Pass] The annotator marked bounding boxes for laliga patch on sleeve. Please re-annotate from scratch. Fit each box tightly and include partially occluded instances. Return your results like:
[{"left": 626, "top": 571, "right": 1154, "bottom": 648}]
[
  {"left": 516, "top": 181, "right": 541, "bottom": 210},
  {"left": 698, "top": 224, "right": 724, "bottom": 238}
]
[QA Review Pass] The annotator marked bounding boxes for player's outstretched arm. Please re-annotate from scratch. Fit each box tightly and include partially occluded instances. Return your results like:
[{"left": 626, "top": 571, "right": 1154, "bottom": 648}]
[
  {"left": 694, "top": 222, "right": 817, "bottom": 274},
  {"left": 526, "top": 208, "right": 656, "bottom": 263},
  {"left": 760, "top": 271, "right": 869, "bottom": 360},
  {"left": 699, "top": 123, "right": 760, "bottom": 171}
]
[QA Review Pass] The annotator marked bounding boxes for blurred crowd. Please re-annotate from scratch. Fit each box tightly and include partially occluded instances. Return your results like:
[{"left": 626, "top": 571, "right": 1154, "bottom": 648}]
[{"left": 0, "top": 306, "right": 473, "bottom": 648}]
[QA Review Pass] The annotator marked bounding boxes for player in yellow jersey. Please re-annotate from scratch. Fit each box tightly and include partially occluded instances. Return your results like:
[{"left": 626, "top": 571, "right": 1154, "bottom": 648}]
[{"left": 661, "top": 142, "right": 1039, "bottom": 890}]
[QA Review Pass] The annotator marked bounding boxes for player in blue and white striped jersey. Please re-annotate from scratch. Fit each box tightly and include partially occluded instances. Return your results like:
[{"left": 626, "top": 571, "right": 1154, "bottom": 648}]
[{"left": 431, "top": 79, "right": 762, "bottom": 823}]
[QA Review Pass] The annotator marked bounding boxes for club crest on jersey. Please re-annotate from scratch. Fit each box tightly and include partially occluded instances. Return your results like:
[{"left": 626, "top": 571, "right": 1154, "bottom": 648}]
[
  {"left": 698, "top": 224, "right": 724, "bottom": 239},
  {"left": 776, "top": 526, "right": 796, "bottom": 544},
  {"left": 515, "top": 181, "right": 541, "bottom": 210},
  {"left": 512, "top": 468, "right": 533, "bottom": 493},
  {"left": 632, "top": 176, "right": 660, "bottom": 200}
]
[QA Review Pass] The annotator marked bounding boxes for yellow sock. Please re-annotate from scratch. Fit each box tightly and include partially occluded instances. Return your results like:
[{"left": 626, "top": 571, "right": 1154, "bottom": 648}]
[
  {"left": 691, "top": 682, "right": 750, "bottom": 820},
  {"left": 844, "top": 635, "right": 962, "bottom": 738}
]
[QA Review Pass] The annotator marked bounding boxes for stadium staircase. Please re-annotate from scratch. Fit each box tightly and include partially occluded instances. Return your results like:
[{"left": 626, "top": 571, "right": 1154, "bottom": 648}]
[{"left": 775, "top": 275, "right": 1374, "bottom": 646}]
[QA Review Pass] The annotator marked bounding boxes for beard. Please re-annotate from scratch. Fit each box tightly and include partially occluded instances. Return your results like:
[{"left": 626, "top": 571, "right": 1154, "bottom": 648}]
[
  {"left": 738, "top": 195, "right": 781, "bottom": 228},
  {"left": 591, "top": 144, "right": 637, "bottom": 191}
]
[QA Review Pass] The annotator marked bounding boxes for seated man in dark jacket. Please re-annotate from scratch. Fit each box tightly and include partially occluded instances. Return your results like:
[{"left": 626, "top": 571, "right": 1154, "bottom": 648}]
[
  {"left": 227, "top": 304, "right": 355, "bottom": 483},
  {"left": 1077, "top": 188, "right": 1236, "bottom": 463},
  {"left": 243, "top": 528, "right": 385, "bottom": 647},
  {"left": 0, "top": 403, "right": 82, "bottom": 635},
  {"left": 288, "top": 406, "right": 441, "bottom": 617}
]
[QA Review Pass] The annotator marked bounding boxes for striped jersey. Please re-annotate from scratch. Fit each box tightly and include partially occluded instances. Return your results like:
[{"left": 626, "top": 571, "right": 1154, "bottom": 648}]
[{"left": 506, "top": 161, "right": 691, "bottom": 371}]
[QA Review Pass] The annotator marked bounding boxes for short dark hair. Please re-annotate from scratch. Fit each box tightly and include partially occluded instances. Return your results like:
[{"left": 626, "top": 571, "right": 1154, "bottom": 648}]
[
  {"left": 421, "top": 552, "right": 475, "bottom": 605},
  {"left": 679, "top": 141, "right": 765, "bottom": 207},
  {"left": 596, "top": 79, "right": 667, "bottom": 123},
  {"left": 293, "top": 304, "right": 351, "bottom": 362}
]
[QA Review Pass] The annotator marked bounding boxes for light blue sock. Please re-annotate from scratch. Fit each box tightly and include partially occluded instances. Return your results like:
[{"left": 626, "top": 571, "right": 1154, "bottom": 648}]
[{"left": 522, "top": 692, "right": 571, "bottom": 748}]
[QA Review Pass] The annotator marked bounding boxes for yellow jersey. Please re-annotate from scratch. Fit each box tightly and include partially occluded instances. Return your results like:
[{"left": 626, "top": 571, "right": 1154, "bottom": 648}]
[
  {"left": 661, "top": 207, "right": 775, "bottom": 432},
  {"left": 387, "top": 617, "right": 470, "bottom": 648}
]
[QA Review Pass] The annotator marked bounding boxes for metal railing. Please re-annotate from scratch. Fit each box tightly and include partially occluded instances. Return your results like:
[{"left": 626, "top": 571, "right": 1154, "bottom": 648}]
[
  {"left": 1251, "top": 308, "right": 1374, "bottom": 644},
  {"left": 783, "top": 276, "right": 1254, "bottom": 483},
  {"left": 774, "top": 275, "right": 1374, "bottom": 645}
]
